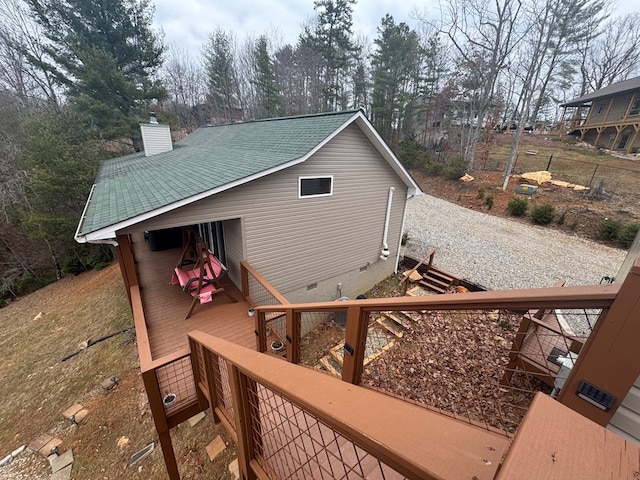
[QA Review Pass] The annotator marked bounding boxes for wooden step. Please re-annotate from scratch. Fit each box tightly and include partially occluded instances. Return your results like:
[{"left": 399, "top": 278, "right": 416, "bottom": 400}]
[
  {"left": 376, "top": 317, "right": 404, "bottom": 338},
  {"left": 382, "top": 311, "right": 413, "bottom": 329},
  {"left": 422, "top": 274, "right": 452, "bottom": 288},
  {"left": 318, "top": 355, "right": 342, "bottom": 376},
  {"left": 419, "top": 280, "right": 447, "bottom": 294}
]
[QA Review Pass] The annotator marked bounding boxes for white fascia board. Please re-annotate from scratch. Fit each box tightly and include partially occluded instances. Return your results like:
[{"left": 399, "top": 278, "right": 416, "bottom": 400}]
[
  {"left": 352, "top": 112, "right": 422, "bottom": 196},
  {"left": 79, "top": 114, "right": 361, "bottom": 244}
]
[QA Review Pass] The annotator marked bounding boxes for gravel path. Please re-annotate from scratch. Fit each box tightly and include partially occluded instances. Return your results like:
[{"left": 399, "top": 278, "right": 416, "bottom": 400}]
[{"left": 404, "top": 195, "right": 626, "bottom": 290}]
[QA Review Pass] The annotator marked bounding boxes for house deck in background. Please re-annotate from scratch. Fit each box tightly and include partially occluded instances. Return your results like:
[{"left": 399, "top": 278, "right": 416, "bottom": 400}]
[{"left": 560, "top": 76, "right": 640, "bottom": 154}]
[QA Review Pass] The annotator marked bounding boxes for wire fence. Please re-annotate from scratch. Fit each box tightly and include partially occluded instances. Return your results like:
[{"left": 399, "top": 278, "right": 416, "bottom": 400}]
[{"left": 477, "top": 150, "right": 640, "bottom": 200}]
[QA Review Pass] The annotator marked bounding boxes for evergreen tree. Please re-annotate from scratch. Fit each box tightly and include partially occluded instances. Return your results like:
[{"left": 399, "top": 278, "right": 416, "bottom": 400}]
[
  {"left": 202, "top": 28, "right": 240, "bottom": 123},
  {"left": 24, "top": 0, "right": 166, "bottom": 138},
  {"left": 307, "top": 0, "right": 357, "bottom": 111},
  {"left": 370, "top": 14, "right": 422, "bottom": 147},
  {"left": 252, "top": 36, "right": 281, "bottom": 119}
]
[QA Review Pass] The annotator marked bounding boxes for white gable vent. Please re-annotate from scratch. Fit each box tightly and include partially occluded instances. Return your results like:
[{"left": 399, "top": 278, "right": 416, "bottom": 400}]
[{"left": 140, "top": 114, "right": 173, "bottom": 156}]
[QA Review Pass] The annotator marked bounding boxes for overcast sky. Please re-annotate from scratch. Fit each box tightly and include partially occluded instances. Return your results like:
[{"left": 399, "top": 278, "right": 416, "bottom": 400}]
[{"left": 153, "top": 0, "right": 640, "bottom": 56}]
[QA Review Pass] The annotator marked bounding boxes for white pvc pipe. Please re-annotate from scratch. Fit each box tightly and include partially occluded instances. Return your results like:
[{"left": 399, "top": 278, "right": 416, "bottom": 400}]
[{"left": 380, "top": 187, "right": 395, "bottom": 260}]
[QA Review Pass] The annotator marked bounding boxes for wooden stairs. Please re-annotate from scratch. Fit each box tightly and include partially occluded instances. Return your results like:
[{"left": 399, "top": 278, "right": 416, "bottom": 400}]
[{"left": 420, "top": 266, "right": 457, "bottom": 294}]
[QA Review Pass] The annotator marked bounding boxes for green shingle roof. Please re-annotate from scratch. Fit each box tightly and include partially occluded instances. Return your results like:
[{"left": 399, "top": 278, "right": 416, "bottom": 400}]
[{"left": 76, "top": 110, "right": 360, "bottom": 237}]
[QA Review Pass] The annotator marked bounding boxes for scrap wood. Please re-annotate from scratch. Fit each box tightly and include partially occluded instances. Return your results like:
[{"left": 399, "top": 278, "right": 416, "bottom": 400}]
[
  {"left": 520, "top": 171, "right": 552, "bottom": 185},
  {"left": 460, "top": 173, "right": 474, "bottom": 182}
]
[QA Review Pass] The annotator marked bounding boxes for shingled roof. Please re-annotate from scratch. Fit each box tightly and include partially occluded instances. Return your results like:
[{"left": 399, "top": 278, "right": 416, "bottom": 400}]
[
  {"left": 75, "top": 110, "right": 419, "bottom": 242},
  {"left": 561, "top": 76, "right": 640, "bottom": 107}
]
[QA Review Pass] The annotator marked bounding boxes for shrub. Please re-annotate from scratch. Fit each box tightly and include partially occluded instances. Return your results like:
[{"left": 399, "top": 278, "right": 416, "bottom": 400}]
[
  {"left": 477, "top": 187, "right": 485, "bottom": 199},
  {"left": 599, "top": 218, "right": 623, "bottom": 241},
  {"left": 443, "top": 155, "right": 468, "bottom": 180},
  {"left": 507, "top": 197, "right": 528, "bottom": 216},
  {"left": 618, "top": 222, "right": 640, "bottom": 249},
  {"left": 531, "top": 204, "right": 555, "bottom": 225},
  {"left": 485, "top": 194, "right": 494, "bottom": 210}
]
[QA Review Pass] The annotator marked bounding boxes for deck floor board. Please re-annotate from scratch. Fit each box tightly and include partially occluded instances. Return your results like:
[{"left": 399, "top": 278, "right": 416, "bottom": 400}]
[{"left": 131, "top": 232, "right": 256, "bottom": 360}]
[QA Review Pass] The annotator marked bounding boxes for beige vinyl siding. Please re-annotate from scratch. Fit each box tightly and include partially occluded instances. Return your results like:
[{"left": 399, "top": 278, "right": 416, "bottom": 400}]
[
  {"left": 608, "top": 375, "right": 640, "bottom": 446},
  {"left": 123, "top": 124, "right": 409, "bottom": 297},
  {"left": 222, "top": 218, "right": 243, "bottom": 287}
]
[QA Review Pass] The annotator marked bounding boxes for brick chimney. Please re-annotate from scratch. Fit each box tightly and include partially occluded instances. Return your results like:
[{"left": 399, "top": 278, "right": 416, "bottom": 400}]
[{"left": 140, "top": 113, "right": 173, "bottom": 156}]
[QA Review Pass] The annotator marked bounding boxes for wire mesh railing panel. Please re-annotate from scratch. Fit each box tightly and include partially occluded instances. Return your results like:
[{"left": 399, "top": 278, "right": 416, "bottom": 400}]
[
  {"left": 248, "top": 273, "right": 283, "bottom": 307},
  {"left": 247, "top": 383, "right": 407, "bottom": 480},
  {"left": 209, "top": 351, "right": 234, "bottom": 426},
  {"left": 361, "top": 308, "right": 556, "bottom": 434},
  {"left": 299, "top": 311, "right": 345, "bottom": 378},
  {"left": 264, "top": 311, "right": 288, "bottom": 359},
  {"left": 155, "top": 355, "right": 197, "bottom": 415}
]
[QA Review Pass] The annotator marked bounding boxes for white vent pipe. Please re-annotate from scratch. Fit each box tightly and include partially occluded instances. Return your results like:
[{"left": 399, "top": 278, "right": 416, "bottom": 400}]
[{"left": 380, "top": 187, "right": 395, "bottom": 260}]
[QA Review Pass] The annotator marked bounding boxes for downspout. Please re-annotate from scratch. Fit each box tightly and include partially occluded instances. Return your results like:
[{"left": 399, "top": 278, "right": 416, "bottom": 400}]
[
  {"left": 394, "top": 192, "right": 410, "bottom": 273},
  {"left": 380, "top": 187, "right": 395, "bottom": 260}
]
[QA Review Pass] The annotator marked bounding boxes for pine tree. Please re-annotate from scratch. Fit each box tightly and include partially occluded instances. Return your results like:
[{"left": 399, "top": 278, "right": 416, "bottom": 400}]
[
  {"left": 252, "top": 36, "right": 281, "bottom": 119},
  {"left": 24, "top": 0, "right": 166, "bottom": 137},
  {"left": 307, "top": 0, "right": 357, "bottom": 111},
  {"left": 370, "top": 14, "right": 422, "bottom": 147},
  {"left": 202, "top": 28, "right": 241, "bottom": 123}
]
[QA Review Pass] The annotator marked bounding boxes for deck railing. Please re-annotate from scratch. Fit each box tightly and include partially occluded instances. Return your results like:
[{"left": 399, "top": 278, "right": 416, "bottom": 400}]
[
  {"left": 187, "top": 332, "right": 510, "bottom": 480},
  {"left": 255, "top": 284, "right": 619, "bottom": 435}
]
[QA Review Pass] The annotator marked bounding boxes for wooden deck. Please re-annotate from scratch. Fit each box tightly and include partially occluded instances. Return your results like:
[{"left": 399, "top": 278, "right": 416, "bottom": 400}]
[{"left": 131, "top": 233, "right": 256, "bottom": 360}]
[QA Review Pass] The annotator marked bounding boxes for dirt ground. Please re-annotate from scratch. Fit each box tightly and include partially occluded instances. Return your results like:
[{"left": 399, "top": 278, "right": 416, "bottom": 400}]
[
  {"left": 413, "top": 133, "right": 640, "bottom": 244},
  {"left": 0, "top": 264, "right": 236, "bottom": 480}
]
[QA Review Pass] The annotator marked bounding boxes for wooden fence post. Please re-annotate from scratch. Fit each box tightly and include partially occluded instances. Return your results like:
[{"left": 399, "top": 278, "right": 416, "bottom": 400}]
[
  {"left": 341, "top": 305, "right": 368, "bottom": 385},
  {"left": 558, "top": 259, "right": 640, "bottom": 426}
]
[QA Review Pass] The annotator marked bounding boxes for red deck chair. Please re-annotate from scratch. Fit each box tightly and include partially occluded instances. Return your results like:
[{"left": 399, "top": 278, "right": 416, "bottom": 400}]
[{"left": 171, "top": 241, "right": 237, "bottom": 319}]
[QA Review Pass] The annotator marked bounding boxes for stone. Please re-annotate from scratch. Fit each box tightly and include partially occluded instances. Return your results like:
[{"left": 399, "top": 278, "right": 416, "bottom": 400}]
[
  {"left": 228, "top": 458, "right": 239, "bottom": 480},
  {"left": 205, "top": 436, "right": 226, "bottom": 461},
  {"left": 28, "top": 433, "right": 53, "bottom": 453},
  {"left": 49, "top": 449, "right": 73, "bottom": 473},
  {"left": 187, "top": 412, "right": 205, "bottom": 427},
  {"left": 50, "top": 464, "right": 72, "bottom": 480},
  {"left": 38, "top": 438, "right": 62, "bottom": 457},
  {"left": 100, "top": 376, "right": 119, "bottom": 390}
]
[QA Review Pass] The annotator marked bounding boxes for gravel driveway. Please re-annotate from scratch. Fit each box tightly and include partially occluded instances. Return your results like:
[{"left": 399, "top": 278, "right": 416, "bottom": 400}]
[{"left": 404, "top": 195, "right": 626, "bottom": 290}]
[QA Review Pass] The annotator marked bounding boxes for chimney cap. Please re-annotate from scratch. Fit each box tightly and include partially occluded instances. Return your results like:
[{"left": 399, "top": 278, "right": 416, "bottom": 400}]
[{"left": 149, "top": 112, "right": 158, "bottom": 124}]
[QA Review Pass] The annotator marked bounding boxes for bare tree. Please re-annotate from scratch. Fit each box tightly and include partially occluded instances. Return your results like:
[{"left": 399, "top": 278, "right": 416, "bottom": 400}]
[
  {"left": 578, "top": 13, "right": 640, "bottom": 95},
  {"left": 430, "top": 0, "right": 526, "bottom": 169},
  {"left": 161, "top": 43, "right": 206, "bottom": 129},
  {"left": 0, "top": 0, "right": 59, "bottom": 104}
]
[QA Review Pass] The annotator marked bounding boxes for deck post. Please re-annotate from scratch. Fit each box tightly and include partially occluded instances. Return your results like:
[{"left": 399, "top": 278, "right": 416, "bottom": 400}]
[
  {"left": 558, "top": 259, "right": 640, "bottom": 425},
  {"left": 115, "top": 234, "right": 138, "bottom": 302},
  {"left": 141, "top": 369, "right": 180, "bottom": 480},
  {"left": 341, "top": 305, "right": 368, "bottom": 385},
  {"left": 227, "top": 362, "right": 257, "bottom": 480},
  {"left": 285, "top": 308, "right": 300, "bottom": 364},
  {"left": 255, "top": 311, "right": 267, "bottom": 353},
  {"left": 241, "top": 261, "right": 250, "bottom": 302}
]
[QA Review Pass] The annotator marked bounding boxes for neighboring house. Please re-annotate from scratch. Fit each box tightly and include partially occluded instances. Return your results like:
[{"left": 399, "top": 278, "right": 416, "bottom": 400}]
[
  {"left": 559, "top": 76, "right": 640, "bottom": 154},
  {"left": 76, "top": 109, "right": 420, "bottom": 306}
]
